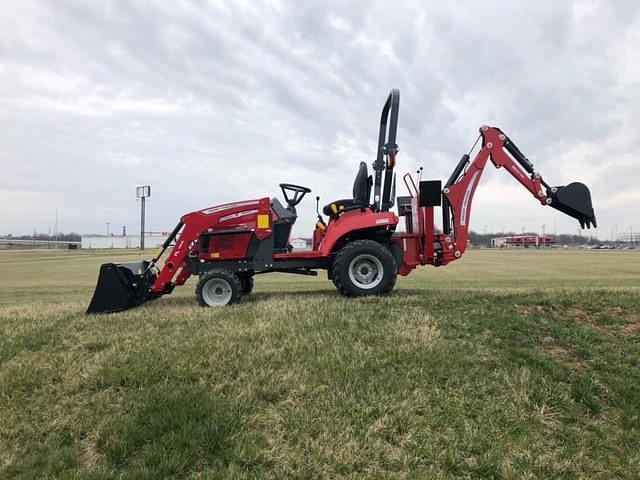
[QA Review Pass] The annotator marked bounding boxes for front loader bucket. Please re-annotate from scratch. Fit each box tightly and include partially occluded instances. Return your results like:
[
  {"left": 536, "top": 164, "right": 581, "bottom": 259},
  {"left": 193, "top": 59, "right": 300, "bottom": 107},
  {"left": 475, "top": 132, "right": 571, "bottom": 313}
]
[
  {"left": 86, "top": 261, "right": 158, "bottom": 314},
  {"left": 549, "top": 182, "right": 597, "bottom": 229}
]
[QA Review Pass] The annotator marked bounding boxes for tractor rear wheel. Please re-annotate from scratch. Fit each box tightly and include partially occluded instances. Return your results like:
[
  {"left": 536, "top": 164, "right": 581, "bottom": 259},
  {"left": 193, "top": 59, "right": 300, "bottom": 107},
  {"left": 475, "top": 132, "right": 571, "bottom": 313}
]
[
  {"left": 196, "top": 269, "right": 242, "bottom": 307},
  {"left": 332, "top": 240, "right": 397, "bottom": 297}
]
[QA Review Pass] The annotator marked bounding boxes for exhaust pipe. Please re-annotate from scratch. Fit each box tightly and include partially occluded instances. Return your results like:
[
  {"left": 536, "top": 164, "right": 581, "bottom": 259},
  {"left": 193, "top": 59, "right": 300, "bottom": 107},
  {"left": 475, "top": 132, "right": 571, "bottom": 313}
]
[{"left": 548, "top": 182, "right": 597, "bottom": 229}]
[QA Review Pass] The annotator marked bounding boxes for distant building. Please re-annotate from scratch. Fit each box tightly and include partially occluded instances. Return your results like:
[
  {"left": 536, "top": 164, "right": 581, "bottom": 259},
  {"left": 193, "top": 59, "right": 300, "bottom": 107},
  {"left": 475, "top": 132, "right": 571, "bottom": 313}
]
[
  {"left": 81, "top": 233, "right": 169, "bottom": 249},
  {"left": 490, "top": 237, "right": 506, "bottom": 248},
  {"left": 491, "top": 235, "right": 555, "bottom": 248},
  {"left": 289, "top": 237, "right": 310, "bottom": 250}
]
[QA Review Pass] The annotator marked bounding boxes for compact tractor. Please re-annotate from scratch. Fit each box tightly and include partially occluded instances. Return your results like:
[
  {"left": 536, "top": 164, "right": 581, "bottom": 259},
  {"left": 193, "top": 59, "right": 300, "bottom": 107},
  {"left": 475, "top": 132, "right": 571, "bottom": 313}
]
[{"left": 87, "top": 90, "right": 596, "bottom": 313}]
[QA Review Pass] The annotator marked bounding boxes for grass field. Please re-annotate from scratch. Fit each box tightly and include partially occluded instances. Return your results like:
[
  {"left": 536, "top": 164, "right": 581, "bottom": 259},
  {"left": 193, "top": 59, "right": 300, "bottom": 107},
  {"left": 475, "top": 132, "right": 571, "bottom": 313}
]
[{"left": 0, "top": 249, "right": 639, "bottom": 479}]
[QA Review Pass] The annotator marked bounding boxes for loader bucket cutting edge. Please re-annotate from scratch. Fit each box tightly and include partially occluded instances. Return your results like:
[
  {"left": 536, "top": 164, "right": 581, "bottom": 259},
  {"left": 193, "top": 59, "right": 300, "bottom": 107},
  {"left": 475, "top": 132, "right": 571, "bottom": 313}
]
[
  {"left": 549, "top": 182, "right": 597, "bottom": 229},
  {"left": 86, "top": 261, "right": 157, "bottom": 314}
]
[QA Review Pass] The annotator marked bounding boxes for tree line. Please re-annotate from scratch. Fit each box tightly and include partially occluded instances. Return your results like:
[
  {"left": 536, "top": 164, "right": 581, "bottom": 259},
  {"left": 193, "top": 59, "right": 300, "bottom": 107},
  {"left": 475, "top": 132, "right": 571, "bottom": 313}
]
[{"left": 2, "top": 233, "right": 81, "bottom": 242}]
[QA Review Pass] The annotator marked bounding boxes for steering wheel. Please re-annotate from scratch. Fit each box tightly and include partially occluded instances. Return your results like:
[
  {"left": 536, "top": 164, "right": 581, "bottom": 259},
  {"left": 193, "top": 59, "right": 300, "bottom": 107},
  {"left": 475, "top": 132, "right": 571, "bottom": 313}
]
[{"left": 280, "top": 183, "right": 311, "bottom": 207}]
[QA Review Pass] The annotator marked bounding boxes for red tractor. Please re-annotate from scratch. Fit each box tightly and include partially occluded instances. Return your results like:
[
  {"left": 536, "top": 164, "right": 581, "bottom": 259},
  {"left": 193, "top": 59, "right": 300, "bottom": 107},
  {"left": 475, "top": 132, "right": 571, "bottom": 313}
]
[{"left": 88, "top": 90, "right": 596, "bottom": 313}]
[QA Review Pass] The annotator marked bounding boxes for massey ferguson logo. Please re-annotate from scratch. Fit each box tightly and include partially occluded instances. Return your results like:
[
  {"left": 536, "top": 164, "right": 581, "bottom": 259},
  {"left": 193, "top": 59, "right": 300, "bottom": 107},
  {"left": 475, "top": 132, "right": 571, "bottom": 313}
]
[
  {"left": 201, "top": 200, "right": 260, "bottom": 215},
  {"left": 219, "top": 209, "right": 258, "bottom": 223},
  {"left": 460, "top": 171, "right": 479, "bottom": 226}
]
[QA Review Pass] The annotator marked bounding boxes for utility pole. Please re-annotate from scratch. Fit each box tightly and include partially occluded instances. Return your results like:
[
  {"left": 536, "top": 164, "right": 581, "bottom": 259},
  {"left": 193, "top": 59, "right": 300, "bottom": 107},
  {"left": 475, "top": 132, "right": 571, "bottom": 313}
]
[{"left": 136, "top": 186, "right": 151, "bottom": 250}]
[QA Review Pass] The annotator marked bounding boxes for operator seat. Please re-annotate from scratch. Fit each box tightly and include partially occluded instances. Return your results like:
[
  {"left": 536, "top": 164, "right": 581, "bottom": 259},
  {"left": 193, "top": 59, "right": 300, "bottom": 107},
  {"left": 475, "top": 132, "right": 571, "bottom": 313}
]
[
  {"left": 271, "top": 197, "right": 296, "bottom": 252},
  {"left": 323, "top": 161, "right": 373, "bottom": 219}
]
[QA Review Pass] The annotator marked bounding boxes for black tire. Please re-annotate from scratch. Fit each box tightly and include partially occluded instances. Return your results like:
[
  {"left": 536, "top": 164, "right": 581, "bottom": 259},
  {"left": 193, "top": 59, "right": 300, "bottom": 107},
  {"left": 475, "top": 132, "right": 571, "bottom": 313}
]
[
  {"left": 330, "top": 271, "right": 340, "bottom": 290},
  {"left": 332, "top": 240, "right": 397, "bottom": 297},
  {"left": 196, "top": 269, "right": 242, "bottom": 307},
  {"left": 239, "top": 274, "right": 254, "bottom": 294},
  {"left": 329, "top": 264, "right": 342, "bottom": 290}
]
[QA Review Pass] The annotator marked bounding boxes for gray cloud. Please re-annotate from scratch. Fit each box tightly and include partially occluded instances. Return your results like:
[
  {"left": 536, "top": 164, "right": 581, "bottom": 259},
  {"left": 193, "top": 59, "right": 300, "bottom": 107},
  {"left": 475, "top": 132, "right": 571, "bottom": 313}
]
[{"left": 1, "top": 0, "right": 638, "bottom": 239}]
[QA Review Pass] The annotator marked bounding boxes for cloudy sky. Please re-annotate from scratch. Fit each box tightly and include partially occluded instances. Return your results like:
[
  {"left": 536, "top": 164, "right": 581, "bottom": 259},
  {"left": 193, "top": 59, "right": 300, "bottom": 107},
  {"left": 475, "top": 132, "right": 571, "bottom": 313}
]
[{"left": 1, "top": 0, "right": 638, "bottom": 239}]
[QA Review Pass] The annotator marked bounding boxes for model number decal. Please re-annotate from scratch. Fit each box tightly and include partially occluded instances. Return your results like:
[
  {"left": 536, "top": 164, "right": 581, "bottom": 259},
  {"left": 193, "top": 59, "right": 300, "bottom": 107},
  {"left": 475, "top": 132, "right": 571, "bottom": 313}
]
[
  {"left": 219, "top": 209, "right": 258, "bottom": 222},
  {"left": 375, "top": 218, "right": 390, "bottom": 224},
  {"left": 460, "top": 171, "right": 479, "bottom": 226}
]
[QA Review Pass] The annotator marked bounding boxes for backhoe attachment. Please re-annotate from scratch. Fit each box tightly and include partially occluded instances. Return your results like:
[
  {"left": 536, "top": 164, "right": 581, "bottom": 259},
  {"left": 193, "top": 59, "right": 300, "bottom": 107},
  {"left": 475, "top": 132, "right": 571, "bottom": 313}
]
[{"left": 440, "top": 126, "right": 596, "bottom": 260}]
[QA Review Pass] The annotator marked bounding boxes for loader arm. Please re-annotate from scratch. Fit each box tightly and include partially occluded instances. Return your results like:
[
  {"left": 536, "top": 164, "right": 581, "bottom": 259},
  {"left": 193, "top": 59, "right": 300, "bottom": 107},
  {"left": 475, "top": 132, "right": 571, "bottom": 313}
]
[{"left": 440, "top": 126, "right": 596, "bottom": 261}]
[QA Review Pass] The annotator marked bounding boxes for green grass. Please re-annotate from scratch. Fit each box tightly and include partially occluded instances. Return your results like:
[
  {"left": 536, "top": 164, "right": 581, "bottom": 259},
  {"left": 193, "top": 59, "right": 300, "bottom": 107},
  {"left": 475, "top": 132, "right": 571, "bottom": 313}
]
[{"left": 0, "top": 248, "right": 639, "bottom": 479}]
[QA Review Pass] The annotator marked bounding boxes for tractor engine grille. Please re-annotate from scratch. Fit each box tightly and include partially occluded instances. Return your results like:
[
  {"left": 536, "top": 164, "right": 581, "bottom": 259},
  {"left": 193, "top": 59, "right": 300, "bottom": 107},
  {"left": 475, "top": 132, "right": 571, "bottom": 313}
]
[{"left": 199, "top": 230, "right": 253, "bottom": 260}]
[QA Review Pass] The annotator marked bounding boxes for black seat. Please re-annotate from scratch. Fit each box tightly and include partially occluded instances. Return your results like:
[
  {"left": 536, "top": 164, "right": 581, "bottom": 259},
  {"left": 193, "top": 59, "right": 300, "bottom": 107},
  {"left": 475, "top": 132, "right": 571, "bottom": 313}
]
[
  {"left": 323, "top": 162, "right": 372, "bottom": 218},
  {"left": 271, "top": 198, "right": 296, "bottom": 252}
]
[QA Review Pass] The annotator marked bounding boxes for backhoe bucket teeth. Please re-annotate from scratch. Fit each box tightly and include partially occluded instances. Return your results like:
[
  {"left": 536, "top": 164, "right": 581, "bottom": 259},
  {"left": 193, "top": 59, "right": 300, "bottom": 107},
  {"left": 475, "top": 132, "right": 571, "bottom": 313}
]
[
  {"left": 549, "top": 182, "right": 597, "bottom": 229},
  {"left": 86, "top": 261, "right": 157, "bottom": 314}
]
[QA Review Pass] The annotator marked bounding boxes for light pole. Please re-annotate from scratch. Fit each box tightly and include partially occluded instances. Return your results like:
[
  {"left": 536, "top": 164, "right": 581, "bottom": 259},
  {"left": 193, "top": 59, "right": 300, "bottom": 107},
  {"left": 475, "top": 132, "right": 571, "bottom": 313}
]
[{"left": 136, "top": 186, "right": 151, "bottom": 250}]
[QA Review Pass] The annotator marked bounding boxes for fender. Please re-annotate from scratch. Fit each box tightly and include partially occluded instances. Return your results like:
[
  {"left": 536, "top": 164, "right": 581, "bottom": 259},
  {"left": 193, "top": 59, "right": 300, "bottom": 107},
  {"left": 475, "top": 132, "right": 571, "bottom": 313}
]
[{"left": 318, "top": 209, "right": 398, "bottom": 255}]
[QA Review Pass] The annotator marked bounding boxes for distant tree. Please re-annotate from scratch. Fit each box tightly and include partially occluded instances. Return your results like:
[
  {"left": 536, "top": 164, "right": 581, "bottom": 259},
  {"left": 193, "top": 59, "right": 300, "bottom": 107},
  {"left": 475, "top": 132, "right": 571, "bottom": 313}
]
[
  {"left": 468, "top": 231, "right": 600, "bottom": 247},
  {"left": 7, "top": 232, "right": 81, "bottom": 242}
]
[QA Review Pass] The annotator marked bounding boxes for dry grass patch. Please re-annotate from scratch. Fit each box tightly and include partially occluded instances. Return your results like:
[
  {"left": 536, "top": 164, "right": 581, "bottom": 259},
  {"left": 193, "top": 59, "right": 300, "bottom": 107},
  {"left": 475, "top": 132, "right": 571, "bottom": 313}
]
[
  {"left": 394, "top": 312, "right": 440, "bottom": 347},
  {"left": 536, "top": 336, "right": 588, "bottom": 373},
  {"left": 515, "top": 304, "right": 546, "bottom": 316}
]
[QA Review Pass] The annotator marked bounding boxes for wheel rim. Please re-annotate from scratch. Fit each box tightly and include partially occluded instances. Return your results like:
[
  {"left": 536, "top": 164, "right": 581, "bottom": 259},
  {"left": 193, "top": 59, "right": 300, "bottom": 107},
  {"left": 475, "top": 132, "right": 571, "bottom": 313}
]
[
  {"left": 201, "top": 277, "right": 233, "bottom": 306},
  {"left": 348, "top": 253, "right": 383, "bottom": 289}
]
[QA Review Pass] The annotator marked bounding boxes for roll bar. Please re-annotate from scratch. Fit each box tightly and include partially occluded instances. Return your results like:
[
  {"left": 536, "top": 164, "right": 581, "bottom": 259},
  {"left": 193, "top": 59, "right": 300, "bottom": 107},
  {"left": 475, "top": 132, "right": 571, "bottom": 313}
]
[{"left": 372, "top": 89, "right": 400, "bottom": 212}]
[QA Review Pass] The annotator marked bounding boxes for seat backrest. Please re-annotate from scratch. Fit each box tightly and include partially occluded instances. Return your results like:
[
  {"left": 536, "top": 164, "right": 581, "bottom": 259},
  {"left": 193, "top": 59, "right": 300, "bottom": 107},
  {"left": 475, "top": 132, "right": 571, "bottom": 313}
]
[{"left": 352, "top": 162, "right": 371, "bottom": 205}]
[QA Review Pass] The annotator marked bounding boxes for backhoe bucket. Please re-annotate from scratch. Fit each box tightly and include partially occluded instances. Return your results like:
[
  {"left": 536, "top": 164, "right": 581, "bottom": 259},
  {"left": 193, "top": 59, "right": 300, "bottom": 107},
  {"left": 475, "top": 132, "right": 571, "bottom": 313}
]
[
  {"left": 549, "top": 182, "right": 597, "bottom": 229},
  {"left": 86, "top": 261, "right": 157, "bottom": 314}
]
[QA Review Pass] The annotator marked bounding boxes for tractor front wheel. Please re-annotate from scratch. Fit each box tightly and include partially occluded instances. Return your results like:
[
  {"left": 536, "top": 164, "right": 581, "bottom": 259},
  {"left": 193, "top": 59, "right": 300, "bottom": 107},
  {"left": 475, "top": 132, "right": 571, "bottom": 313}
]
[
  {"left": 332, "top": 240, "right": 397, "bottom": 297},
  {"left": 196, "top": 269, "right": 242, "bottom": 307}
]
